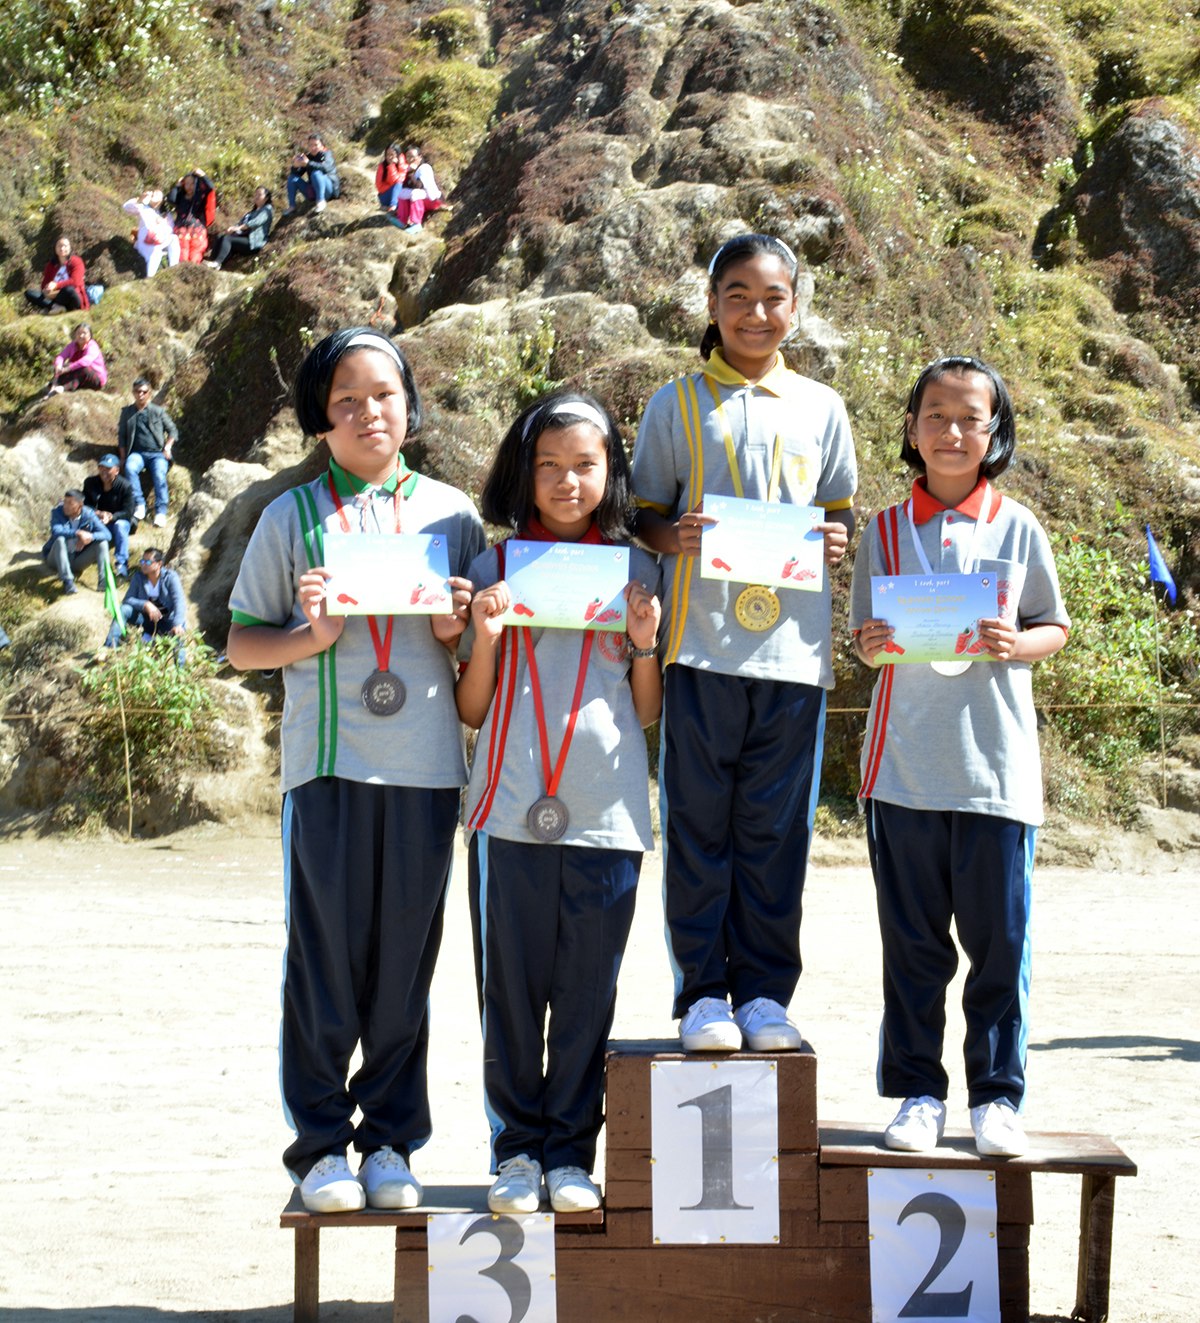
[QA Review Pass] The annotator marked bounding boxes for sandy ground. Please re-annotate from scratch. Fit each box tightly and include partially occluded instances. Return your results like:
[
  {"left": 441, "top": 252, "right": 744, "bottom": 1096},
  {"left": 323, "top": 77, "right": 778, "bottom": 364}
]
[{"left": 1, "top": 823, "right": 1195, "bottom": 1322}]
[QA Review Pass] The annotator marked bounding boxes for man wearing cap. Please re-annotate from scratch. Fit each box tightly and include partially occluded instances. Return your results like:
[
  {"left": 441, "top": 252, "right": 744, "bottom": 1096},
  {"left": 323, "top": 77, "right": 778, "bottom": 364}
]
[
  {"left": 117, "top": 376, "right": 179, "bottom": 529},
  {"left": 83, "top": 454, "right": 138, "bottom": 578},
  {"left": 42, "top": 489, "right": 112, "bottom": 595}
]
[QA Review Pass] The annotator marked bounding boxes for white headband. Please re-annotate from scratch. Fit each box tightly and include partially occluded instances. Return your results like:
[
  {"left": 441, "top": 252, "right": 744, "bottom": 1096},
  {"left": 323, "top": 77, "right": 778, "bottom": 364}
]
[
  {"left": 343, "top": 331, "right": 405, "bottom": 369},
  {"left": 707, "top": 234, "right": 799, "bottom": 276},
  {"left": 521, "top": 399, "right": 611, "bottom": 441}
]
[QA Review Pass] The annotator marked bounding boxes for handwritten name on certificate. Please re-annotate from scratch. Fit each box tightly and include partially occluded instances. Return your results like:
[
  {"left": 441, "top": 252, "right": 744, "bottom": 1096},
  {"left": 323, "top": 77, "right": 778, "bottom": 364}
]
[
  {"left": 323, "top": 532, "right": 453, "bottom": 616},
  {"left": 501, "top": 541, "right": 630, "bottom": 631},
  {"left": 870, "top": 573, "right": 1000, "bottom": 663},
  {"left": 700, "top": 495, "right": 824, "bottom": 592}
]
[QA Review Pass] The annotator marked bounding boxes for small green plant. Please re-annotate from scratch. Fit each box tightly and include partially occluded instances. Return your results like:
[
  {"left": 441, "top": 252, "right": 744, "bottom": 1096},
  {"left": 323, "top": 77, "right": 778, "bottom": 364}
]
[
  {"left": 1036, "top": 532, "right": 1199, "bottom": 810},
  {"left": 76, "top": 630, "right": 221, "bottom": 810}
]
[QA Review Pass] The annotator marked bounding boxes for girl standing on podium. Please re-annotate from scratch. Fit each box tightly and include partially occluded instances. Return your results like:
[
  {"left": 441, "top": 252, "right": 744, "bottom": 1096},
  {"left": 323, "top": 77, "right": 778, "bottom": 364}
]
[
  {"left": 631, "top": 233, "right": 858, "bottom": 1055},
  {"left": 850, "top": 356, "right": 1069, "bottom": 1158},
  {"left": 456, "top": 390, "right": 662, "bottom": 1215}
]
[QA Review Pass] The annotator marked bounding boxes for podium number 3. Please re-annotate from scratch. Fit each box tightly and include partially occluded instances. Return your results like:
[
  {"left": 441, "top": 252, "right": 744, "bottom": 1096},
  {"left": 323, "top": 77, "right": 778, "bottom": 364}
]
[
  {"left": 678, "top": 1084, "right": 752, "bottom": 1211},
  {"left": 455, "top": 1214, "right": 531, "bottom": 1323},
  {"left": 897, "top": 1192, "right": 972, "bottom": 1318}
]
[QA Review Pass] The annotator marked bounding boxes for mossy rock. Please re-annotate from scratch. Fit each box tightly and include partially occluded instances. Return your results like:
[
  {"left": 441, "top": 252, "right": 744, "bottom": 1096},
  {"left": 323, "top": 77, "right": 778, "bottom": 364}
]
[
  {"left": 375, "top": 60, "right": 502, "bottom": 176},
  {"left": 897, "top": 0, "right": 1081, "bottom": 165},
  {"left": 417, "top": 7, "right": 488, "bottom": 60}
]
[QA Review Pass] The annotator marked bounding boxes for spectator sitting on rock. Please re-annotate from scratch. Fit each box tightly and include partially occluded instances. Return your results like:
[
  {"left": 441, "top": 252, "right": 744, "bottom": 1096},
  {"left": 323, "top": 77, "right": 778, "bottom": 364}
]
[
  {"left": 83, "top": 454, "right": 138, "bottom": 580},
  {"left": 118, "top": 377, "right": 179, "bottom": 529},
  {"left": 168, "top": 168, "right": 217, "bottom": 263},
  {"left": 392, "top": 145, "right": 443, "bottom": 232},
  {"left": 122, "top": 189, "right": 180, "bottom": 277},
  {"left": 284, "top": 133, "right": 340, "bottom": 216},
  {"left": 43, "top": 488, "right": 112, "bottom": 596},
  {"left": 375, "top": 143, "right": 405, "bottom": 211},
  {"left": 204, "top": 187, "right": 274, "bottom": 270},
  {"left": 25, "top": 235, "right": 90, "bottom": 315},
  {"left": 47, "top": 323, "right": 108, "bottom": 396},
  {"left": 105, "top": 548, "right": 187, "bottom": 648}
]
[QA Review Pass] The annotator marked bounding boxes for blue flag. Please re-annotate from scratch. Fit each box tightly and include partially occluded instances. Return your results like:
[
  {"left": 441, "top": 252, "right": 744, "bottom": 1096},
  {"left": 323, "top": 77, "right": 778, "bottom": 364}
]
[{"left": 1146, "top": 525, "right": 1177, "bottom": 605}]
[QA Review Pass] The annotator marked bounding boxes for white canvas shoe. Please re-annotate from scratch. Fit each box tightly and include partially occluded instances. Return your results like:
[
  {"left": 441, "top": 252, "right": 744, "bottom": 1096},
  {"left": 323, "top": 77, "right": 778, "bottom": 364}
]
[
  {"left": 734, "top": 997, "right": 803, "bottom": 1051},
  {"left": 359, "top": 1146, "right": 422, "bottom": 1209},
  {"left": 546, "top": 1166, "right": 601, "bottom": 1212},
  {"left": 299, "top": 1153, "right": 366, "bottom": 1213},
  {"left": 488, "top": 1154, "right": 543, "bottom": 1213},
  {"left": 883, "top": 1096, "right": 947, "bottom": 1152},
  {"left": 971, "top": 1099, "right": 1027, "bottom": 1157},
  {"left": 679, "top": 996, "right": 741, "bottom": 1051}
]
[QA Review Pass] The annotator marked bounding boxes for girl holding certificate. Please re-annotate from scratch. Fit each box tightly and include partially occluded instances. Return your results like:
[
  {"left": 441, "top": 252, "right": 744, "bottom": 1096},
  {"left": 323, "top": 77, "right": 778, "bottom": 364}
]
[
  {"left": 457, "top": 390, "right": 662, "bottom": 1216},
  {"left": 226, "top": 327, "right": 484, "bottom": 1213},
  {"left": 631, "top": 233, "right": 858, "bottom": 1055},
  {"left": 850, "top": 356, "right": 1069, "bottom": 1157}
]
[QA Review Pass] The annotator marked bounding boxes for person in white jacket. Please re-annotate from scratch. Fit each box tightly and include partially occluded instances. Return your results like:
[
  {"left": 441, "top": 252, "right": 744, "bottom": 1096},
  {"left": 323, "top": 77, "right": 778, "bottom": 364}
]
[
  {"left": 393, "top": 147, "right": 443, "bottom": 231},
  {"left": 123, "top": 190, "right": 181, "bottom": 277}
]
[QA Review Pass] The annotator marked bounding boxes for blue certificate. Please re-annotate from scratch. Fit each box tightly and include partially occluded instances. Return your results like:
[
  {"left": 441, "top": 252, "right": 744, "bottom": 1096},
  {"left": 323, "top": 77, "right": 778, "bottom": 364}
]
[
  {"left": 323, "top": 532, "right": 453, "bottom": 616},
  {"left": 700, "top": 495, "right": 824, "bottom": 592},
  {"left": 870, "top": 573, "right": 1000, "bottom": 663},
  {"left": 501, "top": 541, "right": 630, "bottom": 631}
]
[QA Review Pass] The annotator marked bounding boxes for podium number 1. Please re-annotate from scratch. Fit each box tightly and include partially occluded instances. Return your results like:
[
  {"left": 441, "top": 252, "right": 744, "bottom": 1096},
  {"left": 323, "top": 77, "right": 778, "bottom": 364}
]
[{"left": 677, "top": 1084, "right": 751, "bottom": 1210}]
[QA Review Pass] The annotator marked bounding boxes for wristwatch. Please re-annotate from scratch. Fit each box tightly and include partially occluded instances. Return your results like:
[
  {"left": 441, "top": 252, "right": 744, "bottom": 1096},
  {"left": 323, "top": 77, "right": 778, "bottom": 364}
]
[{"left": 628, "top": 643, "right": 658, "bottom": 659}]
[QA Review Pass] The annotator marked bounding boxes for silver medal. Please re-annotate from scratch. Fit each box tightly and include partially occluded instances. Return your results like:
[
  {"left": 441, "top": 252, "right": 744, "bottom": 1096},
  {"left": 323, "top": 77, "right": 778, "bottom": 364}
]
[
  {"left": 527, "top": 795, "right": 569, "bottom": 842},
  {"left": 362, "top": 670, "right": 406, "bottom": 715}
]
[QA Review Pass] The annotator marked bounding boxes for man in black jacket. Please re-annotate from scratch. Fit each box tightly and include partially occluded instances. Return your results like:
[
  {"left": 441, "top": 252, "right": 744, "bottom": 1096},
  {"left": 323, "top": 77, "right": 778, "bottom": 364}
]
[
  {"left": 117, "top": 377, "right": 178, "bottom": 528},
  {"left": 82, "top": 454, "right": 137, "bottom": 578}
]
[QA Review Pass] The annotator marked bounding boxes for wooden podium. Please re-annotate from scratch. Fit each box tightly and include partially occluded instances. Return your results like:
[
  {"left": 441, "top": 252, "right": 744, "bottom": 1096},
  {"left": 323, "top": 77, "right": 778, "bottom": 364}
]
[{"left": 281, "top": 1039, "right": 1135, "bottom": 1322}]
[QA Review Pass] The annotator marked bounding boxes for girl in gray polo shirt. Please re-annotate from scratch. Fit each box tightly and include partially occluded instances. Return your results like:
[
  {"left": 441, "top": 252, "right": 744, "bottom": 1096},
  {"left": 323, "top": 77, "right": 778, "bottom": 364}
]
[
  {"left": 851, "top": 356, "right": 1069, "bottom": 1160},
  {"left": 456, "top": 391, "right": 663, "bottom": 1217}
]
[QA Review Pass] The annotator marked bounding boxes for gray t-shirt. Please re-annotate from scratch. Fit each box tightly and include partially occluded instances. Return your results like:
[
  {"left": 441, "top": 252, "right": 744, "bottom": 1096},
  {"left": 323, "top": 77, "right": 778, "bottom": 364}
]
[
  {"left": 461, "top": 542, "right": 661, "bottom": 851},
  {"left": 229, "top": 462, "right": 486, "bottom": 794},
  {"left": 849, "top": 481, "right": 1070, "bottom": 826},
  {"left": 631, "top": 351, "right": 857, "bottom": 687}
]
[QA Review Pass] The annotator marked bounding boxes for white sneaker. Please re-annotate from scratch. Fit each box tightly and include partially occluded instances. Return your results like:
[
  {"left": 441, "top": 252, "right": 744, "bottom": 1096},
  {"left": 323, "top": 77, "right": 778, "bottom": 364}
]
[
  {"left": 971, "top": 1099, "right": 1027, "bottom": 1157},
  {"left": 884, "top": 1096, "right": 947, "bottom": 1152},
  {"left": 488, "top": 1154, "right": 543, "bottom": 1213},
  {"left": 299, "top": 1153, "right": 366, "bottom": 1212},
  {"left": 679, "top": 996, "right": 741, "bottom": 1051},
  {"left": 734, "top": 997, "right": 803, "bottom": 1051},
  {"left": 134, "top": 504, "right": 146, "bottom": 520},
  {"left": 314, "top": 199, "right": 327, "bottom": 214},
  {"left": 546, "top": 1166, "right": 601, "bottom": 1212},
  {"left": 153, "top": 512, "right": 168, "bottom": 528},
  {"left": 359, "top": 1146, "right": 422, "bottom": 1209}
]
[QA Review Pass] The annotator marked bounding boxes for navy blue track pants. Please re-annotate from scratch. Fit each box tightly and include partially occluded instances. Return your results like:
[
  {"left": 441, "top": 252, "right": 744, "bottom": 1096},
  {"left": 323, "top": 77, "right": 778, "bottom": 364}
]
[
  {"left": 866, "top": 799, "right": 1034, "bottom": 1109},
  {"left": 280, "top": 777, "right": 458, "bottom": 1179},
  {"left": 469, "top": 832, "right": 640, "bottom": 1173},
  {"left": 661, "top": 664, "right": 825, "bottom": 1020}
]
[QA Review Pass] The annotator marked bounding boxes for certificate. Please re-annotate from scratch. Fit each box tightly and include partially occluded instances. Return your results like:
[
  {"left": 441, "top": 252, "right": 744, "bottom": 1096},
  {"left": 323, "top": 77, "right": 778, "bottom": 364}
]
[
  {"left": 870, "top": 573, "right": 1000, "bottom": 663},
  {"left": 323, "top": 532, "right": 453, "bottom": 616},
  {"left": 700, "top": 495, "right": 824, "bottom": 592},
  {"left": 501, "top": 540, "right": 630, "bottom": 631}
]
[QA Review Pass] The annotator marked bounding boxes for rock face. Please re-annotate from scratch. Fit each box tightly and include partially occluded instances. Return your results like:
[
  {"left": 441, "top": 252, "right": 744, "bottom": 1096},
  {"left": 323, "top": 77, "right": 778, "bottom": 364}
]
[{"left": 1070, "top": 104, "right": 1200, "bottom": 312}]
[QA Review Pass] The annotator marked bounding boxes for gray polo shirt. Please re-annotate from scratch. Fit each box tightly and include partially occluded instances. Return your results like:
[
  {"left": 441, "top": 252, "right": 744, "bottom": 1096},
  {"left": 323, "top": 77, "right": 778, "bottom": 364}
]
[
  {"left": 229, "top": 462, "right": 486, "bottom": 794},
  {"left": 849, "top": 481, "right": 1070, "bottom": 826},
  {"left": 461, "top": 542, "right": 661, "bottom": 852},
  {"left": 631, "top": 351, "right": 857, "bottom": 687}
]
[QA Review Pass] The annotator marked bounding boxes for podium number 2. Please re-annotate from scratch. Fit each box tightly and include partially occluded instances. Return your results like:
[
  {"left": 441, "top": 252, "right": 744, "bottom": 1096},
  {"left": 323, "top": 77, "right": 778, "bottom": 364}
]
[
  {"left": 455, "top": 1214, "right": 531, "bottom": 1323},
  {"left": 677, "top": 1084, "right": 751, "bottom": 1210},
  {"left": 896, "top": 1193, "right": 972, "bottom": 1318}
]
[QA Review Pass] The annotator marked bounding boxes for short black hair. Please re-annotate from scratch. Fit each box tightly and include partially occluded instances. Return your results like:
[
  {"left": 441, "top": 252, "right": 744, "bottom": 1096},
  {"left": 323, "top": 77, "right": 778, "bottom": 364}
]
[
  {"left": 142, "top": 548, "right": 165, "bottom": 564},
  {"left": 64, "top": 489, "right": 85, "bottom": 502},
  {"left": 132, "top": 376, "right": 152, "bottom": 391},
  {"left": 293, "top": 327, "right": 423, "bottom": 438},
  {"left": 900, "top": 356, "right": 1016, "bottom": 480},
  {"left": 480, "top": 389, "right": 633, "bottom": 542},
  {"left": 700, "top": 233, "right": 800, "bottom": 361}
]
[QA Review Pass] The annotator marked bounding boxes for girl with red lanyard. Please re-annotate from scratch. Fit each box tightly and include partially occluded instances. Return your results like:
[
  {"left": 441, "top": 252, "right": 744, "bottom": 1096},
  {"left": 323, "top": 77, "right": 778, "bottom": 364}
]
[
  {"left": 456, "top": 390, "right": 662, "bottom": 1215},
  {"left": 227, "top": 327, "right": 484, "bottom": 1213},
  {"left": 851, "top": 356, "right": 1069, "bottom": 1158}
]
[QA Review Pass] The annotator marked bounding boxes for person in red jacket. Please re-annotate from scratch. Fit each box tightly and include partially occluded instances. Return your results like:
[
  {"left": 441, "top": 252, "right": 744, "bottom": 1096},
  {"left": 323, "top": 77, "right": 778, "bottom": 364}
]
[
  {"left": 25, "top": 236, "right": 90, "bottom": 314},
  {"left": 375, "top": 143, "right": 405, "bottom": 211}
]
